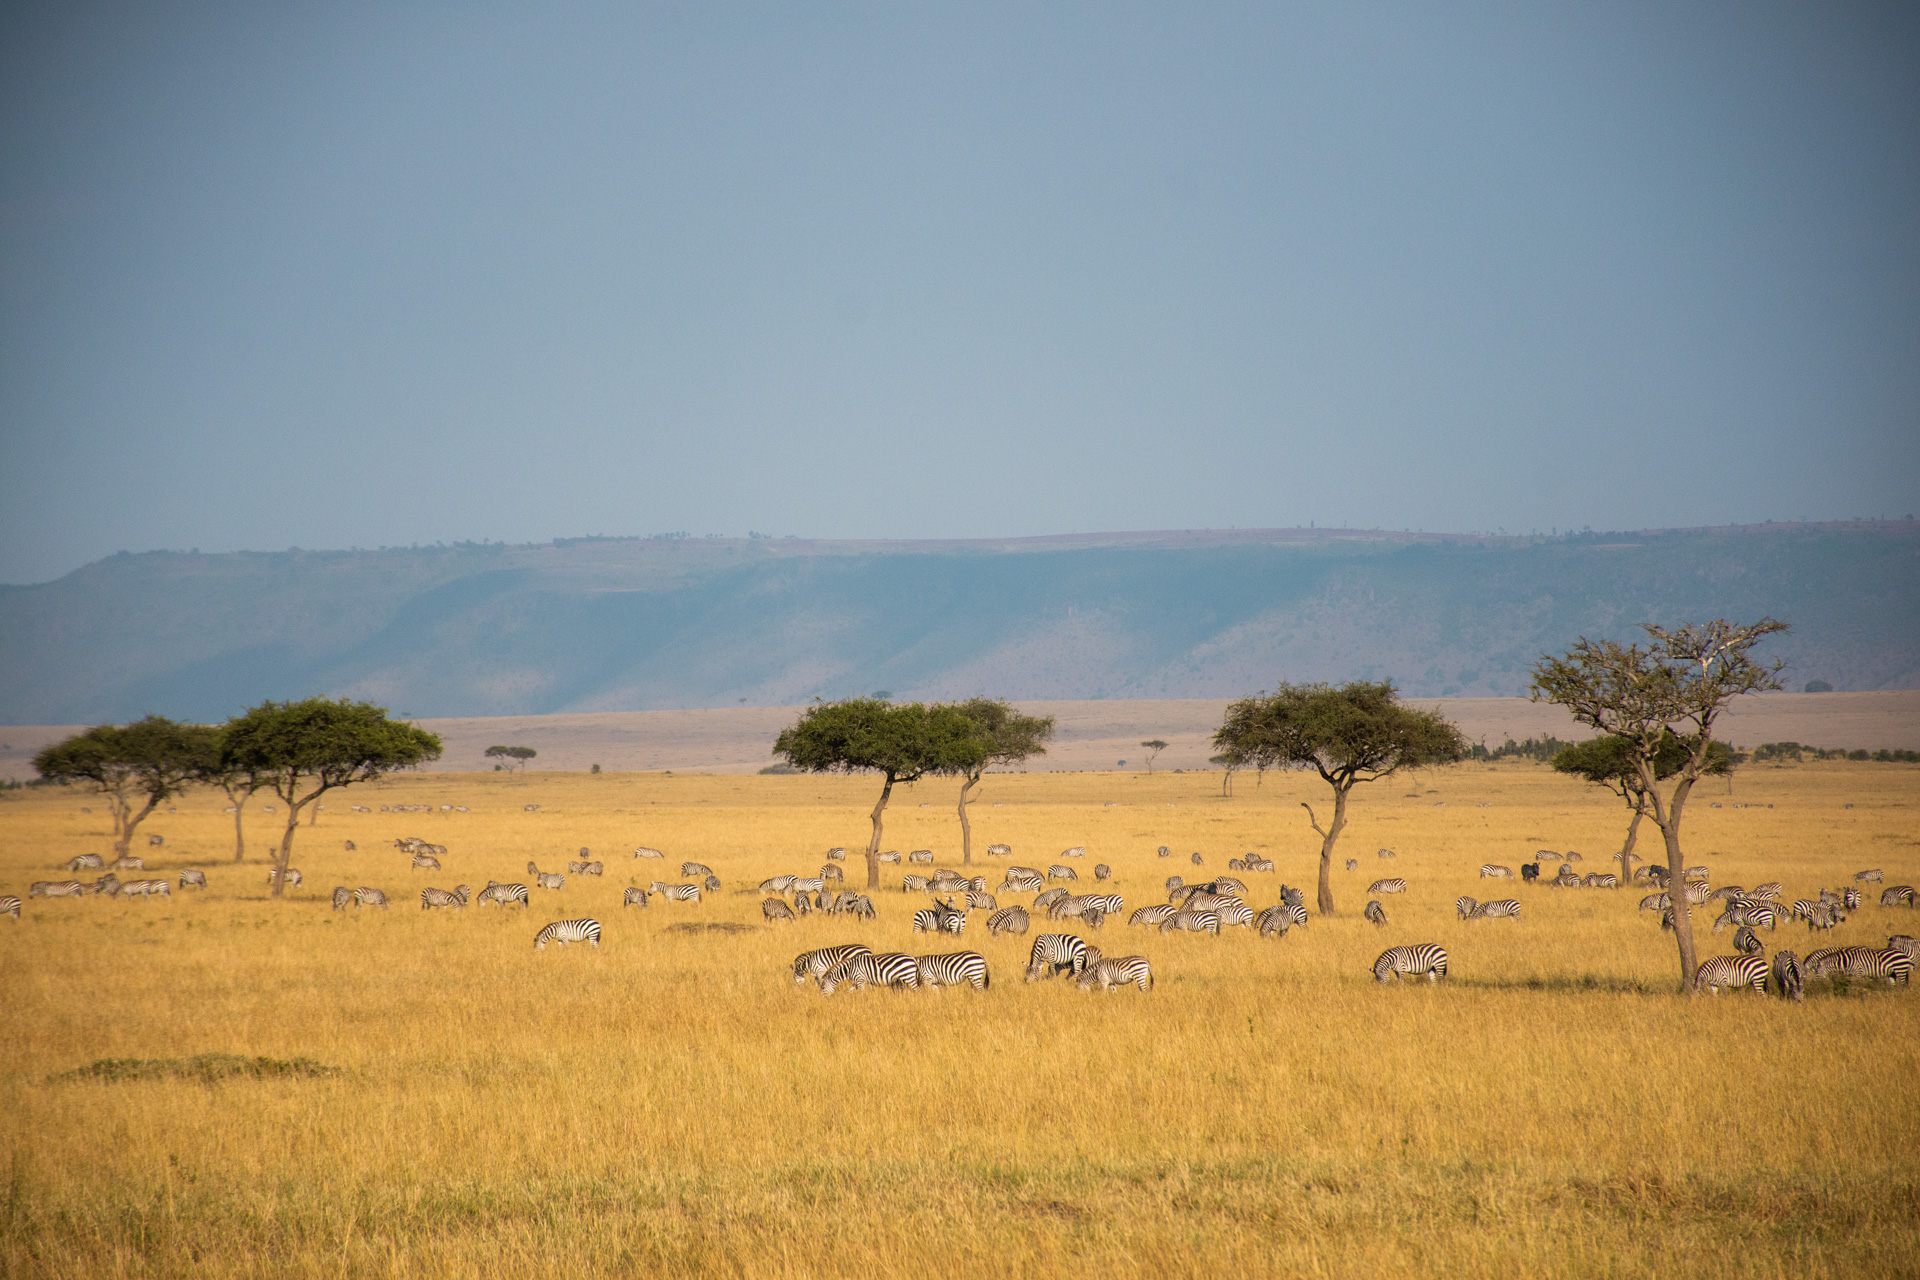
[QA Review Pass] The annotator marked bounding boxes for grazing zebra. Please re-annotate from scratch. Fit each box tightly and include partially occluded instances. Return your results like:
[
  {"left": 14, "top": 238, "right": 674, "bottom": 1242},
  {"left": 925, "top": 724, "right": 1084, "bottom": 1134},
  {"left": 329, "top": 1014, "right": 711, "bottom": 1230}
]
[
  {"left": 1566, "top": 852, "right": 1584, "bottom": 863},
  {"left": 91, "top": 875, "right": 121, "bottom": 896},
  {"left": 964, "top": 890, "right": 997, "bottom": 911},
  {"left": 1772, "top": 950, "right": 1804, "bottom": 1000},
  {"left": 793, "top": 944, "right": 874, "bottom": 983},
  {"left": 1372, "top": 944, "right": 1449, "bottom": 984},
  {"left": 1047, "top": 865, "right": 1078, "bottom": 881},
  {"left": 1825, "top": 946, "right": 1913, "bottom": 986},
  {"left": 1842, "top": 888, "right": 1861, "bottom": 910},
  {"left": 1471, "top": 900, "right": 1521, "bottom": 920},
  {"left": 1368, "top": 879, "right": 1408, "bottom": 895},
  {"left": 653, "top": 884, "right": 701, "bottom": 903},
  {"left": 1881, "top": 886, "right": 1916, "bottom": 907},
  {"left": 902, "top": 875, "right": 932, "bottom": 893},
  {"left": 1806, "top": 903, "right": 1843, "bottom": 933},
  {"left": 1227, "top": 858, "right": 1246, "bottom": 872},
  {"left": 1714, "top": 904, "right": 1780, "bottom": 932},
  {"left": 914, "top": 951, "right": 990, "bottom": 990},
  {"left": 1245, "top": 857, "right": 1275, "bottom": 873},
  {"left": 1455, "top": 896, "right": 1478, "bottom": 920},
  {"left": 332, "top": 886, "right": 352, "bottom": 909},
  {"left": 411, "top": 854, "right": 441, "bottom": 871},
  {"left": 1208, "top": 876, "right": 1248, "bottom": 896},
  {"left": 1731, "top": 926, "right": 1762, "bottom": 955},
  {"left": 1078, "top": 893, "right": 1125, "bottom": 917},
  {"left": 1060, "top": 846, "right": 1085, "bottom": 859},
  {"left": 703, "top": 876, "right": 721, "bottom": 892},
  {"left": 1165, "top": 876, "right": 1184, "bottom": 892},
  {"left": 1094, "top": 864, "right": 1112, "bottom": 880},
  {"left": 109, "top": 857, "right": 144, "bottom": 871},
  {"left": 912, "top": 903, "right": 966, "bottom": 935},
  {"left": 1160, "top": 909, "right": 1221, "bottom": 936},
  {"left": 1345, "top": 859, "right": 1358, "bottom": 871},
  {"left": 179, "top": 869, "right": 207, "bottom": 890},
  {"left": 1075, "top": 955, "right": 1153, "bottom": 993},
  {"left": 1130, "top": 904, "right": 1177, "bottom": 928},
  {"left": 1748, "top": 882, "right": 1782, "bottom": 900},
  {"left": 1025, "top": 933, "right": 1093, "bottom": 980},
  {"left": 1682, "top": 882, "right": 1711, "bottom": 905},
  {"left": 478, "top": 881, "right": 531, "bottom": 908},
  {"left": 820, "top": 864, "right": 844, "bottom": 882},
  {"left": 848, "top": 894, "right": 876, "bottom": 921},
  {"left": 1158, "top": 846, "right": 1171, "bottom": 858},
  {"left": 1214, "top": 901, "right": 1253, "bottom": 928},
  {"left": 760, "top": 875, "right": 798, "bottom": 894},
  {"left": 819, "top": 952, "right": 920, "bottom": 994},
  {"left": 1887, "top": 934, "right": 1918, "bottom": 957},
  {"left": 1254, "top": 905, "right": 1294, "bottom": 938},
  {"left": 534, "top": 918, "right": 601, "bottom": 950},
  {"left": 986, "top": 843, "right": 1012, "bottom": 857},
  {"left": 1584, "top": 873, "right": 1620, "bottom": 889},
  {"left": 623, "top": 887, "right": 649, "bottom": 908},
  {"left": 1, "top": 895, "right": 19, "bottom": 921},
  {"left": 1790, "top": 898, "right": 1819, "bottom": 922},
  {"left": 792, "top": 893, "right": 814, "bottom": 917},
  {"left": 353, "top": 887, "right": 389, "bottom": 909},
  {"left": 123, "top": 879, "right": 172, "bottom": 898},
  {"left": 1378, "top": 848, "right": 1396, "bottom": 859},
  {"left": 570, "top": 861, "right": 604, "bottom": 876},
  {"left": 268, "top": 868, "right": 303, "bottom": 887},
  {"left": 1683, "top": 866, "right": 1709, "bottom": 882},
  {"left": 1854, "top": 869, "right": 1883, "bottom": 882},
  {"left": 420, "top": 886, "right": 467, "bottom": 910},
  {"left": 1480, "top": 865, "right": 1513, "bottom": 879},
  {"left": 634, "top": 846, "right": 664, "bottom": 860},
  {"left": 1365, "top": 900, "right": 1388, "bottom": 927},
  {"left": 1191, "top": 853, "right": 1204, "bottom": 866},
  {"left": 1280, "top": 885, "right": 1304, "bottom": 910},
  {"left": 1708, "top": 885, "right": 1745, "bottom": 902},
  {"left": 1032, "top": 887, "right": 1071, "bottom": 911},
  {"left": 987, "top": 906, "right": 1031, "bottom": 937},
  {"left": 878, "top": 851, "right": 901, "bottom": 863},
  {"left": 908, "top": 849, "right": 934, "bottom": 864},
  {"left": 763, "top": 898, "right": 796, "bottom": 923},
  {"left": 682, "top": 862, "right": 713, "bottom": 878},
  {"left": 1536, "top": 850, "right": 1562, "bottom": 862},
  {"left": 790, "top": 878, "right": 825, "bottom": 895},
  {"left": 66, "top": 854, "right": 104, "bottom": 872},
  {"left": 533, "top": 871, "right": 565, "bottom": 891},
  {"left": 148, "top": 834, "right": 164, "bottom": 847},
  {"left": 825, "top": 847, "right": 848, "bottom": 860},
  {"left": 1695, "top": 954, "right": 1769, "bottom": 994}
]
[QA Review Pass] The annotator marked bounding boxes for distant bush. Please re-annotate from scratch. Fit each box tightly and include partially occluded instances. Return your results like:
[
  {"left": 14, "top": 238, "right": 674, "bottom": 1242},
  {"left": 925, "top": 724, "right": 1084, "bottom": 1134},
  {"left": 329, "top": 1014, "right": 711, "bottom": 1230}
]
[
  {"left": 1804, "top": 680, "right": 1834, "bottom": 693},
  {"left": 1468, "top": 736, "right": 1578, "bottom": 763},
  {"left": 758, "top": 763, "right": 801, "bottom": 775}
]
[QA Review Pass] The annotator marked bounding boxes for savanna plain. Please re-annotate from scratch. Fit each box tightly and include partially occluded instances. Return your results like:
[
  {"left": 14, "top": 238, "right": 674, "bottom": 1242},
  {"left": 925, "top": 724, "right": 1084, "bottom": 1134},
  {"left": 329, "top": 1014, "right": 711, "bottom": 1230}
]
[{"left": 2, "top": 762, "right": 1916, "bottom": 1279}]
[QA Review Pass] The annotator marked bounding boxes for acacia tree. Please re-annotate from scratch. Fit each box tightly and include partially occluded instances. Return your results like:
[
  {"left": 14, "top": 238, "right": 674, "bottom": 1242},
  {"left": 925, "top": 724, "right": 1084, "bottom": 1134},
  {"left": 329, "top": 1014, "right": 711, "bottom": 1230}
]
[
  {"left": 1531, "top": 618, "right": 1787, "bottom": 993},
  {"left": 33, "top": 716, "right": 207, "bottom": 853},
  {"left": 1551, "top": 732, "right": 1734, "bottom": 887},
  {"left": 202, "top": 747, "right": 270, "bottom": 862},
  {"left": 1210, "top": 751, "right": 1243, "bottom": 797},
  {"left": 1139, "top": 740, "right": 1169, "bottom": 774},
  {"left": 1214, "top": 682, "right": 1467, "bottom": 915},
  {"left": 223, "top": 698, "right": 443, "bottom": 898},
  {"left": 949, "top": 699, "right": 1055, "bottom": 865},
  {"left": 772, "top": 698, "right": 984, "bottom": 888},
  {"left": 485, "top": 744, "right": 537, "bottom": 774}
]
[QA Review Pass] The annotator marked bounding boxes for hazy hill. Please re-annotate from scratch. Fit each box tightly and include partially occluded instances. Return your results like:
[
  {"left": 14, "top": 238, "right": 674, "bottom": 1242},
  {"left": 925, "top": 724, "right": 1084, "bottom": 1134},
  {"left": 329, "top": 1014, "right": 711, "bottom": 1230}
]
[{"left": 2, "top": 522, "right": 1914, "bottom": 725}]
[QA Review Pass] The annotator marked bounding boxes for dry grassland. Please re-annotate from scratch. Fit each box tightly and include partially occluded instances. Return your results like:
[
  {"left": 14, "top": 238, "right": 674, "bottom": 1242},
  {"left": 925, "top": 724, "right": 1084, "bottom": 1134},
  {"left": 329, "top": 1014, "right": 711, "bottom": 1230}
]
[{"left": 2, "top": 762, "right": 1917, "bottom": 1278}]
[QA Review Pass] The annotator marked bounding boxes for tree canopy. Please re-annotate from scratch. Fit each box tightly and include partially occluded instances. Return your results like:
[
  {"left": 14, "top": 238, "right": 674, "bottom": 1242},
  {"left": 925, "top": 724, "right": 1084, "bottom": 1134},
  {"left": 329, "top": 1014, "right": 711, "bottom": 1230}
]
[
  {"left": 1214, "top": 681, "right": 1467, "bottom": 914},
  {"left": 34, "top": 716, "right": 212, "bottom": 852},
  {"left": 485, "top": 744, "right": 537, "bottom": 772},
  {"left": 223, "top": 699, "right": 442, "bottom": 897}
]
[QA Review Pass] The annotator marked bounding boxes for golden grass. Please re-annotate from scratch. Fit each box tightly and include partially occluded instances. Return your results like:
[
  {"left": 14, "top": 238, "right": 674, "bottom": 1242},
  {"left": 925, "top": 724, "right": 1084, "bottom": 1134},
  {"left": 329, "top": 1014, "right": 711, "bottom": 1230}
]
[{"left": 3, "top": 761, "right": 1917, "bottom": 1278}]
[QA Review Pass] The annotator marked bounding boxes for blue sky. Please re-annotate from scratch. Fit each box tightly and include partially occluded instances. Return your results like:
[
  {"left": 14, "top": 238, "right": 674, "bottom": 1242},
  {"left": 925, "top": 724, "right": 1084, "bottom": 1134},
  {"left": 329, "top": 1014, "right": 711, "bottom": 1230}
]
[{"left": 2, "top": 2, "right": 1915, "bottom": 585}]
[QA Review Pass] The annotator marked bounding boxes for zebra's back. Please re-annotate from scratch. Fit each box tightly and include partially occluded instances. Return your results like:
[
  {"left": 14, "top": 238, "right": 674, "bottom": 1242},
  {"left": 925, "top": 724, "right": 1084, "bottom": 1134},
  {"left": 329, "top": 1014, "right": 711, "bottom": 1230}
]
[
  {"left": 1373, "top": 944, "right": 1448, "bottom": 984},
  {"left": 1695, "top": 954, "right": 1768, "bottom": 993},
  {"left": 986, "top": 906, "right": 1030, "bottom": 937},
  {"left": 1076, "top": 955, "right": 1153, "bottom": 993},
  {"left": 534, "top": 918, "right": 602, "bottom": 950},
  {"left": 914, "top": 951, "right": 989, "bottom": 990}
]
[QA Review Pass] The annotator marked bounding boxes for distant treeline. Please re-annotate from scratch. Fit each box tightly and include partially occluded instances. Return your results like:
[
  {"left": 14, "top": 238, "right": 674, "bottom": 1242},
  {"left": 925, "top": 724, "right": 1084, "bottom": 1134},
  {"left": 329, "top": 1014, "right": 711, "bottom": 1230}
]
[
  {"left": 1750, "top": 742, "right": 1920, "bottom": 763},
  {"left": 1467, "top": 736, "right": 1580, "bottom": 762}
]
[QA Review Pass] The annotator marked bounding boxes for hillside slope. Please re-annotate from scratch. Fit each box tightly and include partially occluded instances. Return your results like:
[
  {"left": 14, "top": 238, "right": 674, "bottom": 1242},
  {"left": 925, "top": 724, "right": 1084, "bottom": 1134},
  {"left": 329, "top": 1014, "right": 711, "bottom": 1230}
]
[{"left": 2, "top": 523, "right": 1914, "bottom": 724}]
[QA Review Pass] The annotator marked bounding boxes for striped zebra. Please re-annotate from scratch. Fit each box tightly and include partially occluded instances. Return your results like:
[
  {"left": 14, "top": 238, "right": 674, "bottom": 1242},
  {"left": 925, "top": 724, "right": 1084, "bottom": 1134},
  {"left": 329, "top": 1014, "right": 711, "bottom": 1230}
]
[
  {"left": 1584, "top": 873, "right": 1620, "bottom": 889},
  {"left": 908, "top": 849, "right": 935, "bottom": 864},
  {"left": 1888, "top": 935, "right": 1919, "bottom": 957},
  {"left": 1806, "top": 903, "right": 1843, "bottom": 933},
  {"left": 1881, "top": 886, "right": 1916, "bottom": 907},
  {"left": 653, "top": 884, "right": 701, "bottom": 903},
  {"left": 820, "top": 864, "right": 844, "bottom": 882},
  {"left": 1455, "top": 896, "right": 1479, "bottom": 920},
  {"left": 66, "top": 854, "right": 104, "bottom": 872},
  {"left": 1, "top": 895, "right": 19, "bottom": 921},
  {"left": 420, "top": 886, "right": 467, "bottom": 910},
  {"left": 1245, "top": 857, "right": 1275, "bottom": 873},
  {"left": 533, "top": 871, "right": 564, "bottom": 890},
  {"left": 1191, "top": 853, "right": 1204, "bottom": 865},
  {"left": 1854, "top": 869, "right": 1883, "bottom": 882},
  {"left": 478, "top": 881, "right": 531, "bottom": 908},
  {"left": 760, "top": 875, "right": 798, "bottom": 894},
  {"left": 1683, "top": 866, "right": 1709, "bottom": 882},
  {"left": 92, "top": 875, "right": 121, "bottom": 896},
  {"left": 1682, "top": 882, "right": 1711, "bottom": 906},
  {"left": 1182, "top": 890, "right": 1238, "bottom": 913},
  {"left": 411, "top": 854, "right": 441, "bottom": 870},
  {"left": 1749, "top": 882, "right": 1783, "bottom": 900},
  {"left": 333, "top": 886, "right": 352, "bottom": 909},
  {"left": 1731, "top": 926, "right": 1762, "bottom": 955},
  {"left": 268, "top": 867, "right": 302, "bottom": 887},
  {"left": 963, "top": 890, "right": 997, "bottom": 912},
  {"left": 703, "top": 874, "right": 721, "bottom": 893},
  {"left": 914, "top": 951, "right": 990, "bottom": 991},
  {"left": 634, "top": 846, "right": 664, "bottom": 860},
  {"left": 1025, "top": 933, "right": 1093, "bottom": 980},
  {"left": 902, "top": 875, "right": 932, "bottom": 893},
  {"left": 1771, "top": 950, "right": 1804, "bottom": 1000},
  {"left": 825, "top": 847, "right": 848, "bottom": 860},
  {"left": 1345, "top": 859, "right": 1358, "bottom": 871},
  {"left": 109, "top": 857, "right": 144, "bottom": 871},
  {"left": 1372, "top": 944, "right": 1448, "bottom": 984},
  {"left": 1032, "top": 887, "right": 1071, "bottom": 911},
  {"left": 792, "top": 893, "right": 814, "bottom": 916},
  {"left": 818, "top": 952, "right": 920, "bottom": 994},
  {"left": 1060, "top": 846, "right": 1085, "bottom": 858},
  {"left": 1714, "top": 904, "right": 1780, "bottom": 931},
  {"left": 763, "top": 898, "right": 796, "bottom": 923},
  {"left": 792, "top": 943, "right": 874, "bottom": 984},
  {"left": 1480, "top": 864, "right": 1513, "bottom": 879},
  {"left": 1378, "top": 848, "right": 1396, "bottom": 859},
  {"left": 1214, "top": 901, "right": 1253, "bottom": 928},
  {"left": 1164, "top": 876, "right": 1184, "bottom": 892},
  {"left": 1228, "top": 858, "right": 1246, "bottom": 871},
  {"left": 179, "top": 869, "right": 207, "bottom": 890},
  {"left": 569, "top": 861, "right": 604, "bottom": 876},
  {"left": 623, "top": 887, "right": 650, "bottom": 908},
  {"left": 1130, "top": 904, "right": 1177, "bottom": 928},
  {"left": 534, "top": 918, "right": 601, "bottom": 950},
  {"left": 1566, "top": 852, "right": 1584, "bottom": 863},
  {"left": 1708, "top": 885, "right": 1745, "bottom": 902},
  {"left": 1695, "top": 954, "right": 1768, "bottom": 994},
  {"left": 911, "top": 906, "right": 956, "bottom": 934},
  {"left": 1364, "top": 900, "right": 1388, "bottom": 927},
  {"left": 986, "top": 906, "right": 1031, "bottom": 937},
  {"left": 790, "top": 878, "right": 825, "bottom": 895},
  {"left": 1824, "top": 946, "right": 1913, "bottom": 986},
  {"left": 678, "top": 861, "right": 711, "bottom": 877},
  {"left": 148, "top": 834, "right": 163, "bottom": 846},
  {"left": 1471, "top": 899, "right": 1521, "bottom": 920},
  {"left": 1254, "top": 905, "right": 1294, "bottom": 938},
  {"left": 1209, "top": 876, "right": 1248, "bottom": 896},
  {"left": 30, "top": 881, "right": 85, "bottom": 898},
  {"left": 1158, "top": 846, "right": 1171, "bottom": 858},
  {"left": 1368, "top": 878, "right": 1408, "bottom": 895},
  {"left": 1160, "top": 909, "right": 1221, "bottom": 936},
  {"left": 1790, "top": 898, "right": 1819, "bottom": 921},
  {"left": 122, "top": 879, "right": 172, "bottom": 898},
  {"left": 1075, "top": 955, "right": 1153, "bottom": 993},
  {"left": 848, "top": 894, "right": 876, "bottom": 921},
  {"left": 1047, "top": 865, "right": 1078, "bottom": 881},
  {"left": 1000, "top": 875, "right": 1044, "bottom": 895},
  {"left": 1842, "top": 888, "right": 1861, "bottom": 910},
  {"left": 1280, "top": 885, "right": 1304, "bottom": 910},
  {"left": 1007, "top": 865, "right": 1044, "bottom": 881},
  {"left": 986, "top": 843, "right": 1012, "bottom": 857},
  {"left": 877, "top": 851, "right": 901, "bottom": 864},
  {"left": 1094, "top": 864, "right": 1112, "bottom": 881},
  {"left": 354, "top": 887, "right": 389, "bottom": 909}
]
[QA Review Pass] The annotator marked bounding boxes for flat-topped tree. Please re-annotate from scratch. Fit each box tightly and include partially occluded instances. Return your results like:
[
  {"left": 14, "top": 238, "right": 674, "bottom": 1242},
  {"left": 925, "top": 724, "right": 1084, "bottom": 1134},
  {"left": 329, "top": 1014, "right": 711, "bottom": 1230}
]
[
  {"left": 485, "top": 744, "right": 537, "bottom": 774},
  {"left": 33, "top": 716, "right": 209, "bottom": 853},
  {"left": 223, "top": 699, "right": 442, "bottom": 898},
  {"left": 1139, "top": 740, "right": 1169, "bottom": 774},
  {"left": 1213, "top": 682, "right": 1467, "bottom": 915},
  {"left": 773, "top": 698, "right": 984, "bottom": 888},
  {"left": 1551, "top": 732, "right": 1734, "bottom": 888},
  {"left": 949, "top": 699, "right": 1055, "bottom": 865},
  {"left": 1532, "top": 618, "right": 1787, "bottom": 993}
]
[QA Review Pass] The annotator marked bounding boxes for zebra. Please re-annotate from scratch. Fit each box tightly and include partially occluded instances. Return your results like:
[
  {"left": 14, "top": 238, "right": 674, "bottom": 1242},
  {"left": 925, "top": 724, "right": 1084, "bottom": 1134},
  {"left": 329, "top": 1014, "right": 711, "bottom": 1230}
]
[
  {"left": 1, "top": 895, "right": 19, "bottom": 921},
  {"left": 1825, "top": 946, "right": 1913, "bottom": 986},
  {"left": 1345, "top": 859, "right": 1358, "bottom": 871},
  {"left": 760, "top": 875, "right": 798, "bottom": 894},
  {"left": 819, "top": 952, "right": 920, "bottom": 994},
  {"left": 820, "top": 864, "right": 844, "bottom": 882},
  {"left": 634, "top": 846, "right": 664, "bottom": 860},
  {"left": 1480, "top": 864, "right": 1513, "bottom": 879},
  {"left": 1094, "top": 864, "right": 1112, "bottom": 881},
  {"left": 1842, "top": 887, "right": 1861, "bottom": 910},
  {"left": 1887, "top": 935, "right": 1919, "bottom": 957},
  {"left": 411, "top": 854, "right": 441, "bottom": 871},
  {"left": 1368, "top": 878, "right": 1408, "bottom": 895},
  {"left": 354, "top": 887, "right": 389, "bottom": 909},
  {"left": 1789, "top": 898, "right": 1819, "bottom": 921},
  {"left": 790, "top": 878, "right": 825, "bottom": 895},
  {"left": 1158, "top": 846, "right": 1171, "bottom": 858},
  {"left": 533, "top": 870, "right": 565, "bottom": 891},
  {"left": 623, "top": 887, "right": 650, "bottom": 908},
  {"left": 534, "top": 918, "right": 602, "bottom": 950},
  {"left": 1471, "top": 900, "right": 1521, "bottom": 920},
  {"left": 793, "top": 944, "right": 875, "bottom": 983},
  {"left": 1032, "top": 887, "right": 1071, "bottom": 911},
  {"left": 478, "top": 881, "right": 531, "bottom": 908},
  {"left": 912, "top": 903, "right": 966, "bottom": 935},
  {"left": 1025, "top": 933, "right": 1093, "bottom": 981},
  {"left": 1854, "top": 869, "right": 1883, "bottom": 882},
  {"left": 1378, "top": 848, "right": 1396, "bottom": 859},
  {"left": 1075, "top": 955, "right": 1153, "bottom": 993},
  {"left": 1806, "top": 903, "right": 1843, "bottom": 933},
  {"left": 901, "top": 875, "right": 932, "bottom": 893},
  {"left": 1682, "top": 882, "right": 1711, "bottom": 905},
  {"left": 703, "top": 875, "right": 721, "bottom": 892},
  {"left": 825, "top": 847, "right": 848, "bottom": 860},
  {"left": 1372, "top": 944, "right": 1448, "bottom": 984},
  {"left": 109, "top": 857, "right": 144, "bottom": 871},
  {"left": 1079, "top": 893, "right": 1125, "bottom": 917},
  {"left": 908, "top": 849, "right": 935, "bottom": 864},
  {"left": 914, "top": 951, "right": 990, "bottom": 990},
  {"left": 1227, "top": 858, "right": 1246, "bottom": 872},
  {"left": 1584, "top": 873, "right": 1620, "bottom": 889},
  {"left": 1536, "top": 850, "right": 1562, "bottom": 862},
  {"left": 1708, "top": 885, "right": 1746, "bottom": 902},
  {"left": 1280, "top": 885, "right": 1304, "bottom": 910},
  {"left": 987, "top": 906, "right": 1031, "bottom": 937},
  {"left": 682, "top": 862, "right": 714, "bottom": 878},
  {"left": 92, "top": 875, "right": 121, "bottom": 896},
  {"left": 1881, "top": 886, "right": 1916, "bottom": 907},
  {"left": 1164, "top": 876, "right": 1184, "bottom": 892},
  {"left": 848, "top": 894, "right": 876, "bottom": 921},
  {"left": 148, "top": 834, "right": 164, "bottom": 846},
  {"left": 1245, "top": 857, "right": 1275, "bottom": 873},
  {"left": 1160, "top": 910, "right": 1221, "bottom": 935},
  {"left": 1772, "top": 950, "right": 1804, "bottom": 1000},
  {"left": 792, "top": 892, "right": 814, "bottom": 917},
  {"left": 1695, "top": 955, "right": 1769, "bottom": 994},
  {"left": 179, "top": 869, "right": 207, "bottom": 890},
  {"left": 1060, "top": 846, "right": 1085, "bottom": 858},
  {"left": 986, "top": 843, "right": 1012, "bottom": 857},
  {"left": 1365, "top": 900, "right": 1388, "bottom": 927},
  {"left": 1181, "top": 891, "right": 1238, "bottom": 914},
  {"left": 878, "top": 851, "right": 901, "bottom": 863},
  {"left": 1215, "top": 902, "right": 1254, "bottom": 928},
  {"left": 1047, "top": 865, "right": 1078, "bottom": 881},
  {"left": 1456, "top": 896, "right": 1479, "bottom": 920},
  {"left": 1749, "top": 882, "right": 1783, "bottom": 900},
  {"left": 763, "top": 898, "right": 796, "bottom": 923},
  {"left": 1130, "top": 904, "right": 1177, "bottom": 928},
  {"left": 1191, "top": 853, "right": 1204, "bottom": 866},
  {"left": 570, "top": 861, "right": 604, "bottom": 876},
  {"left": 1255, "top": 905, "right": 1296, "bottom": 938},
  {"left": 964, "top": 890, "right": 997, "bottom": 911},
  {"left": 1000, "top": 875, "right": 1044, "bottom": 895},
  {"left": 123, "top": 879, "right": 172, "bottom": 898},
  {"left": 421, "top": 886, "right": 467, "bottom": 910},
  {"left": 333, "top": 886, "right": 352, "bottom": 910},
  {"left": 1731, "top": 925, "right": 1762, "bottom": 955},
  {"left": 267, "top": 868, "right": 303, "bottom": 887},
  {"left": 1209, "top": 876, "right": 1248, "bottom": 896},
  {"left": 1566, "top": 852, "right": 1584, "bottom": 863},
  {"left": 654, "top": 884, "right": 701, "bottom": 903},
  {"left": 66, "top": 854, "right": 104, "bottom": 872},
  {"left": 1714, "top": 904, "right": 1780, "bottom": 932}
]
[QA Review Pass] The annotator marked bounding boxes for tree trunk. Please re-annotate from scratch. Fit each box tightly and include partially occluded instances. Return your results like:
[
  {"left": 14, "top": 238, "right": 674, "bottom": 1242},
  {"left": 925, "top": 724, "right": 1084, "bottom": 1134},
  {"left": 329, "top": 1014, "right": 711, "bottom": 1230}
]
[
  {"left": 229, "top": 790, "right": 249, "bottom": 862},
  {"left": 957, "top": 772, "right": 978, "bottom": 866},
  {"left": 1650, "top": 776, "right": 1700, "bottom": 992},
  {"left": 1302, "top": 788, "right": 1349, "bottom": 916},
  {"left": 270, "top": 810, "right": 301, "bottom": 900},
  {"left": 865, "top": 775, "right": 896, "bottom": 890},
  {"left": 1617, "top": 803, "right": 1644, "bottom": 888},
  {"left": 121, "top": 794, "right": 162, "bottom": 856}
]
